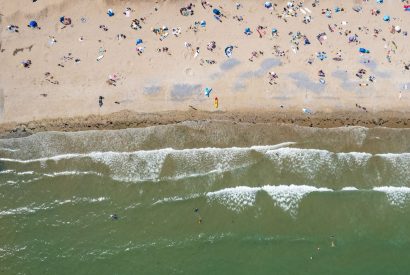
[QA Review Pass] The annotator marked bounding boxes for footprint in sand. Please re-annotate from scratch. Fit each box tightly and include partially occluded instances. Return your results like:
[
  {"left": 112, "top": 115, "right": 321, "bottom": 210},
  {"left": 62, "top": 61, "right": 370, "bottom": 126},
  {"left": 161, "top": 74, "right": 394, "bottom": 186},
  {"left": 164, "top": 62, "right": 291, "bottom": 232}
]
[{"left": 185, "top": 68, "right": 194, "bottom": 76}]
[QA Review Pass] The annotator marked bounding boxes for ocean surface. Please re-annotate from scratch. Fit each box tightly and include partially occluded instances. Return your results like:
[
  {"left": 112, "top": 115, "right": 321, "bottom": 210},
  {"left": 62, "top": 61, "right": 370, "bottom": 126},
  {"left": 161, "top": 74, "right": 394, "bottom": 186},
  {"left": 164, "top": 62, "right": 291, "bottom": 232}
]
[{"left": 1, "top": 121, "right": 410, "bottom": 274}]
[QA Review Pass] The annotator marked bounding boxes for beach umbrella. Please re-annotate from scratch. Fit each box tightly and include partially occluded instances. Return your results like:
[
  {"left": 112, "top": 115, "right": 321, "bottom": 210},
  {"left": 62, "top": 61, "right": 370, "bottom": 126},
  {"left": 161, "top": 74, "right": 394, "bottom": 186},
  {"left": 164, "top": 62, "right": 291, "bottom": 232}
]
[
  {"left": 264, "top": 2, "right": 272, "bottom": 8},
  {"left": 213, "top": 9, "right": 221, "bottom": 15},
  {"left": 204, "top": 87, "right": 212, "bottom": 97},
  {"left": 225, "top": 46, "right": 234, "bottom": 58},
  {"left": 28, "top": 20, "right": 38, "bottom": 28},
  {"left": 244, "top": 27, "right": 251, "bottom": 35},
  {"left": 383, "top": 15, "right": 390, "bottom": 21},
  {"left": 395, "top": 26, "right": 401, "bottom": 32},
  {"left": 107, "top": 9, "right": 115, "bottom": 17},
  {"left": 200, "top": 20, "right": 206, "bottom": 27},
  {"left": 136, "top": 39, "right": 143, "bottom": 45}
]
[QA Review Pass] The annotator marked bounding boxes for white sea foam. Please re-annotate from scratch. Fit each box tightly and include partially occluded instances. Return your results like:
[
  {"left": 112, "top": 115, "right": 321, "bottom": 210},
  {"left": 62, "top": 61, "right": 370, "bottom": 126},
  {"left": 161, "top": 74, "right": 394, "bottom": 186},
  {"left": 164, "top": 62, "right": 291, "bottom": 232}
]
[
  {"left": 376, "top": 153, "right": 410, "bottom": 183},
  {"left": 0, "top": 148, "right": 19, "bottom": 152},
  {"left": 262, "top": 185, "right": 332, "bottom": 215},
  {"left": 43, "top": 171, "right": 102, "bottom": 177},
  {"left": 341, "top": 186, "right": 359, "bottom": 191},
  {"left": 16, "top": 171, "right": 35, "bottom": 175},
  {"left": 85, "top": 144, "right": 295, "bottom": 182},
  {"left": 207, "top": 185, "right": 334, "bottom": 215},
  {"left": 265, "top": 148, "right": 372, "bottom": 179},
  {"left": 0, "top": 153, "right": 82, "bottom": 163},
  {"left": 0, "top": 170, "right": 14, "bottom": 174},
  {"left": 207, "top": 186, "right": 260, "bottom": 212},
  {"left": 153, "top": 193, "right": 201, "bottom": 205},
  {"left": 373, "top": 186, "right": 410, "bottom": 206},
  {"left": 0, "top": 204, "right": 49, "bottom": 216},
  {"left": 0, "top": 197, "right": 109, "bottom": 217}
]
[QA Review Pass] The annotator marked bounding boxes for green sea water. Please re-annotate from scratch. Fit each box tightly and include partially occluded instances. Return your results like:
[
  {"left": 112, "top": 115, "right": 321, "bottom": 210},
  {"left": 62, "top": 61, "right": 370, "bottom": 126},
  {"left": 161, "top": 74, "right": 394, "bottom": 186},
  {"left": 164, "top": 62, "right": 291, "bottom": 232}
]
[{"left": 1, "top": 121, "right": 410, "bottom": 274}]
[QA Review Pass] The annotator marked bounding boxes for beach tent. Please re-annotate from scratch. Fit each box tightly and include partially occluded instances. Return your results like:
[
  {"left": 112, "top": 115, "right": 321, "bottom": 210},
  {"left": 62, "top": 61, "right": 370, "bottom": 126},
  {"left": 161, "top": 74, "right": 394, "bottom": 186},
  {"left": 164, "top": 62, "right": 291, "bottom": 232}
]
[
  {"left": 359, "top": 48, "right": 370, "bottom": 53},
  {"left": 225, "top": 46, "right": 234, "bottom": 58},
  {"left": 204, "top": 87, "right": 212, "bottom": 97},
  {"left": 317, "top": 51, "right": 327, "bottom": 60},
  {"left": 383, "top": 15, "right": 390, "bottom": 21},
  {"left": 302, "top": 108, "right": 313, "bottom": 114},
  {"left": 213, "top": 9, "right": 221, "bottom": 15},
  {"left": 60, "top": 16, "right": 71, "bottom": 26},
  {"left": 136, "top": 39, "right": 143, "bottom": 45},
  {"left": 28, "top": 20, "right": 38, "bottom": 28}
]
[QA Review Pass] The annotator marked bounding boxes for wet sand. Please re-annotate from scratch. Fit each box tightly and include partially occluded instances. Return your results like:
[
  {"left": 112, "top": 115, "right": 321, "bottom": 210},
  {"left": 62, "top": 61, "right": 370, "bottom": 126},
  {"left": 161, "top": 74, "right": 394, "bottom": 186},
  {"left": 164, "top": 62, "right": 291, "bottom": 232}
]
[{"left": 2, "top": 109, "right": 410, "bottom": 139}]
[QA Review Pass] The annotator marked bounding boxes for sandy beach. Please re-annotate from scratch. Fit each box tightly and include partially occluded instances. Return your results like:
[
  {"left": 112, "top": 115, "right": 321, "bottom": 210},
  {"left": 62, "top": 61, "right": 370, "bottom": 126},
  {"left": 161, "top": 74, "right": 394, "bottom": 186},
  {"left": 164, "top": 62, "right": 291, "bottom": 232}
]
[{"left": 0, "top": 0, "right": 409, "bottom": 135}]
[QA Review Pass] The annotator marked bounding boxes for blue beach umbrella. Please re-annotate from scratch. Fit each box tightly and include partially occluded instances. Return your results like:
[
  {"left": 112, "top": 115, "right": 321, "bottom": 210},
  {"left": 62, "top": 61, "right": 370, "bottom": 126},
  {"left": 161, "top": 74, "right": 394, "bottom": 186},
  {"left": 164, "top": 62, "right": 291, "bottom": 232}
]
[
  {"left": 136, "top": 39, "right": 143, "bottom": 45},
  {"left": 383, "top": 15, "right": 390, "bottom": 21},
  {"left": 204, "top": 87, "right": 212, "bottom": 97},
  {"left": 200, "top": 20, "right": 206, "bottom": 27},
  {"left": 28, "top": 20, "right": 38, "bottom": 28},
  {"left": 264, "top": 2, "right": 272, "bottom": 8}
]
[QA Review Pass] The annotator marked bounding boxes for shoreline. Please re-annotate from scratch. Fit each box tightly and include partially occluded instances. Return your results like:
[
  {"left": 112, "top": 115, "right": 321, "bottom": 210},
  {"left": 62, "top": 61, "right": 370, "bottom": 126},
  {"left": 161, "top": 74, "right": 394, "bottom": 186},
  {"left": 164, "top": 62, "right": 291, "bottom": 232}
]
[{"left": 2, "top": 109, "right": 410, "bottom": 139}]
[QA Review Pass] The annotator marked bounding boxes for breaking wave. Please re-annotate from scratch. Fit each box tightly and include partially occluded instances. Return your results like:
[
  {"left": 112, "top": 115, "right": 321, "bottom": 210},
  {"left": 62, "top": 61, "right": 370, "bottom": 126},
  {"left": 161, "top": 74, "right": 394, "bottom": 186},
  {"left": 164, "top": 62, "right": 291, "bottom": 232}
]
[{"left": 0, "top": 197, "right": 109, "bottom": 217}]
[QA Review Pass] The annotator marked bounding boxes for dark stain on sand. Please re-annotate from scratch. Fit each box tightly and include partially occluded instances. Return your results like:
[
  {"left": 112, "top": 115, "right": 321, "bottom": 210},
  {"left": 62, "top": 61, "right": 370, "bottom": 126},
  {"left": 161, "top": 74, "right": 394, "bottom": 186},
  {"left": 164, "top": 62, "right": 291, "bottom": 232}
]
[{"left": 171, "top": 84, "right": 201, "bottom": 100}]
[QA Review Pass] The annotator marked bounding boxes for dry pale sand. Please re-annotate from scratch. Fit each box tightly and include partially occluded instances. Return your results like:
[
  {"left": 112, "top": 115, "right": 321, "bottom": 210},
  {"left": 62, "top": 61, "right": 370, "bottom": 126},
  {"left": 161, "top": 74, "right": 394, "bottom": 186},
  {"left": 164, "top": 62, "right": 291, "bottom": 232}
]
[{"left": 0, "top": 0, "right": 410, "bottom": 133}]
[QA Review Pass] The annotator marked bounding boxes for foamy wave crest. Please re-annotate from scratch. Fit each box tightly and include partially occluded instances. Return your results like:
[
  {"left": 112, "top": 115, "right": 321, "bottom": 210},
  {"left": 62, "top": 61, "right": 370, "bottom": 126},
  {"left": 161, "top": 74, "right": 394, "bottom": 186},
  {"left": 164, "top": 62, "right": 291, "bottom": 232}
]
[
  {"left": 262, "top": 185, "right": 332, "bottom": 215},
  {"left": 0, "top": 143, "right": 295, "bottom": 182},
  {"left": 0, "top": 148, "right": 19, "bottom": 152},
  {"left": 0, "top": 170, "right": 15, "bottom": 175},
  {"left": 0, "top": 153, "right": 82, "bottom": 163},
  {"left": 43, "top": 171, "right": 103, "bottom": 177},
  {"left": 373, "top": 186, "right": 410, "bottom": 206},
  {"left": 265, "top": 148, "right": 371, "bottom": 180},
  {"left": 153, "top": 193, "right": 201, "bottom": 205},
  {"left": 341, "top": 187, "right": 359, "bottom": 191},
  {"left": 206, "top": 185, "right": 333, "bottom": 214},
  {"left": 87, "top": 143, "right": 297, "bottom": 182},
  {"left": 376, "top": 153, "right": 410, "bottom": 183},
  {"left": 207, "top": 186, "right": 259, "bottom": 212},
  {"left": 0, "top": 197, "right": 109, "bottom": 217}
]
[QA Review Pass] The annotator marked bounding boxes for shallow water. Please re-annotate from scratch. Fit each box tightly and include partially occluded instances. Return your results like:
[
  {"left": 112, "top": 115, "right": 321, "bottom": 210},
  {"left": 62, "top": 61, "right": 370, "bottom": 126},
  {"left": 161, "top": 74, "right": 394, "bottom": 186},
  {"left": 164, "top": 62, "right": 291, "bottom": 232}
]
[{"left": 1, "top": 121, "right": 410, "bottom": 274}]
